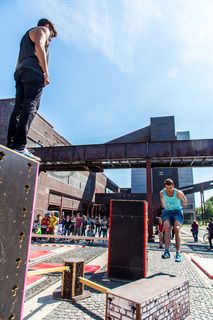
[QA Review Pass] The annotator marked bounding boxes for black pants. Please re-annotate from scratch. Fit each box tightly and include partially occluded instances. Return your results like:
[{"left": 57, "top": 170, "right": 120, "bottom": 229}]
[
  {"left": 209, "top": 235, "right": 213, "bottom": 248},
  {"left": 192, "top": 231, "right": 198, "bottom": 242},
  {"left": 7, "top": 68, "right": 44, "bottom": 150}
]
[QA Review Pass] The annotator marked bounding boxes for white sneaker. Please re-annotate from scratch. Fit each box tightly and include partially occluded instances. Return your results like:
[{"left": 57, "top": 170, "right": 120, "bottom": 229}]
[{"left": 14, "top": 148, "right": 41, "bottom": 161}]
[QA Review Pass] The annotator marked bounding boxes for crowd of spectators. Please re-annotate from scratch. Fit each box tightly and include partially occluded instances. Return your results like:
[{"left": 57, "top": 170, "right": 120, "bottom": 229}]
[
  {"left": 154, "top": 216, "right": 213, "bottom": 250},
  {"left": 32, "top": 211, "right": 109, "bottom": 243}
]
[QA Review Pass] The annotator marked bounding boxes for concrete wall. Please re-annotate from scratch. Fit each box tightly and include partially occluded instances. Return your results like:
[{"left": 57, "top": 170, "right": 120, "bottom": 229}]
[
  {"left": 0, "top": 98, "right": 70, "bottom": 148},
  {"left": 150, "top": 116, "right": 176, "bottom": 141},
  {"left": 131, "top": 168, "right": 147, "bottom": 193},
  {"left": 0, "top": 98, "right": 108, "bottom": 216}
]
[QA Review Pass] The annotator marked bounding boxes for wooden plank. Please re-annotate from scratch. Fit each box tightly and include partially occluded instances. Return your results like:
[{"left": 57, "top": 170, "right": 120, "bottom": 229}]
[
  {"left": 79, "top": 277, "right": 109, "bottom": 294},
  {"left": 27, "top": 266, "right": 69, "bottom": 277},
  {"left": 72, "top": 261, "right": 76, "bottom": 297},
  {"left": 32, "top": 233, "right": 109, "bottom": 241}
]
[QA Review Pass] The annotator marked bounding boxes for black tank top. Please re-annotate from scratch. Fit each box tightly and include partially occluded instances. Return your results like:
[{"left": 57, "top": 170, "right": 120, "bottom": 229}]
[{"left": 15, "top": 28, "right": 48, "bottom": 75}]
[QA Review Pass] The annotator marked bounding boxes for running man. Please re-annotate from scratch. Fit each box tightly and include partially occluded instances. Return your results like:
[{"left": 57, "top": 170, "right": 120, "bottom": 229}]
[
  {"left": 160, "top": 178, "right": 187, "bottom": 262},
  {"left": 7, "top": 18, "right": 57, "bottom": 160}
]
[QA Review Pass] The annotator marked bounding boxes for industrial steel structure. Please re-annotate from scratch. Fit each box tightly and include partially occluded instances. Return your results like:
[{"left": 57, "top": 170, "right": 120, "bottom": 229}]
[
  {"left": 34, "top": 139, "right": 213, "bottom": 172},
  {"left": 34, "top": 139, "right": 213, "bottom": 239}
]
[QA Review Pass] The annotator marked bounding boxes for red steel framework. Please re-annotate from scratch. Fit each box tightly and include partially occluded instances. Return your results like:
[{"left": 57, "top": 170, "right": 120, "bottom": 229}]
[{"left": 33, "top": 139, "right": 213, "bottom": 239}]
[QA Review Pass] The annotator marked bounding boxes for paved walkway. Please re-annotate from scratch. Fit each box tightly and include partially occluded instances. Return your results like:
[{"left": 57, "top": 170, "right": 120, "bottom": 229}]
[{"left": 26, "top": 232, "right": 213, "bottom": 320}]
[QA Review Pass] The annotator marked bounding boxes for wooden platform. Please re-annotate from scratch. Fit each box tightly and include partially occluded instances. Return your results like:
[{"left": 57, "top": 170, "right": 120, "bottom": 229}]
[
  {"left": 0, "top": 145, "right": 39, "bottom": 320},
  {"left": 106, "top": 274, "right": 190, "bottom": 320}
]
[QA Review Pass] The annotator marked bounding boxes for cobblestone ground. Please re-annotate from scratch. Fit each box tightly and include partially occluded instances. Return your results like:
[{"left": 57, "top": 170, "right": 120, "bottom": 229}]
[
  {"left": 147, "top": 250, "right": 213, "bottom": 320},
  {"left": 26, "top": 244, "right": 107, "bottom": 301},
  {"left": 39, "top": 235, "right": 213, "bottom": 320},
  {"left": 43, "top": 291, "right": 106, "bottom": 320}
]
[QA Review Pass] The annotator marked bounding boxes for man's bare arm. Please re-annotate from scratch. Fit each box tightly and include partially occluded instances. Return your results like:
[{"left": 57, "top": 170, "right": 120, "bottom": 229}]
[
  {"left": 30, "top": 27, "right": 50, "bottom": 85},
  {"left": 177, "top": 190, "right": 187, "bottom": 207},
  {"left": 160, "top": 191, "right": 165, "bottom": 208}
]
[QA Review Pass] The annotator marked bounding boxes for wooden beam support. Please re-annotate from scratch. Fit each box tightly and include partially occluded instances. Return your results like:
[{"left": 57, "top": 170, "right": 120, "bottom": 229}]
[
  {"left": 28, "top": 266, "right": 69, "bottom": 277},
  {"left": 32, "top": 233, "right": 108, "bottom": 241},
  {"left": 79, "top": 277, "right": 109, "bottom": 294}
]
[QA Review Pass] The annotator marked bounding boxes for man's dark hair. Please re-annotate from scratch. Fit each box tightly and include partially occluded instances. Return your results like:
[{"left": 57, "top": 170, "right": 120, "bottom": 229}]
[
  {"left": 164, "top": 178, "right": 174, "bottom": 186},
  {"left": 37, "top": 18, "right": 57, "bottom": 37}
]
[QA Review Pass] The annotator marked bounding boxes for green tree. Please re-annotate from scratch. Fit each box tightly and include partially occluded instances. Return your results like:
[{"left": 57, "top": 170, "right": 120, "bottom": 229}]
[
  {"left": 196, "top": 196, "right": 213, "bottom": 223},
  {"left": 205, "top": 196, "right": 213, "bottom": 218}
]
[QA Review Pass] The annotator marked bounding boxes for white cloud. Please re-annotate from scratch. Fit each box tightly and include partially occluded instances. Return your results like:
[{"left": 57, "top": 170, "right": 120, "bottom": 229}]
[
  {"left": 18, "top": 0, "right": 213, "bottom": 70},
  {"left": 170, "top": 0, "right": 213, "bottom": 65},
  {"left": 168, "top": 66, "right": 180, "bottom": 79},
  {"left": 18, "top": 0, "right": 162, "bottom": 72}
]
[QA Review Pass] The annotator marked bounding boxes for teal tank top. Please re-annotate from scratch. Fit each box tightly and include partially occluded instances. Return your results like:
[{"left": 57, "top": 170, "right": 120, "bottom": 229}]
[{"left": 163, "top": 189, "right": 182, "bottom": 211}]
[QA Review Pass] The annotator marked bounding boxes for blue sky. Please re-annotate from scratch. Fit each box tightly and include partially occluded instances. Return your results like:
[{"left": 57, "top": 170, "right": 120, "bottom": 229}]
[{"left": 0, "top": 0, "right": 212, "bottom": 206}]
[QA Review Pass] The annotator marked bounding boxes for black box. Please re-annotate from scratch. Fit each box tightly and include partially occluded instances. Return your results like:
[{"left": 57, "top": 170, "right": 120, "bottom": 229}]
[{"left": 108, "top": 200, "right": 148, "bottom": 281}]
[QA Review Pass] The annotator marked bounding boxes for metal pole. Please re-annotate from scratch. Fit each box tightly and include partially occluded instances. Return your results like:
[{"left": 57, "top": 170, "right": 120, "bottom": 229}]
[
  {"left": 59, "top": 195, "right": 63, "bottom": 220},
  {"left": 203, "top": 192, "right": 206, "bottom": 221},
  {"left": 200, "top": 190, "right": 205, "bottom": 222},
  {"left": 146, "top": 160, "right": 153, "bottom": 241}
]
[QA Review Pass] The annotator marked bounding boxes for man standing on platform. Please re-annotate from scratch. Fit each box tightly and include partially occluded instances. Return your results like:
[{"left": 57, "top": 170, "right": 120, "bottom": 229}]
[
  {"left": 160, "top": 178, "right": 187, "bottom": 262},
  {"left": 7, "top": 18, "right": 57, "bottom": 160}
]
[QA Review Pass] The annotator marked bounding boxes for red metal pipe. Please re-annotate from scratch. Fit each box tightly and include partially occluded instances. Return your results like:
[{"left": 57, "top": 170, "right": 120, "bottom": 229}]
[{"left": 146, "top": 160, "right": 153, "bottom": 240}]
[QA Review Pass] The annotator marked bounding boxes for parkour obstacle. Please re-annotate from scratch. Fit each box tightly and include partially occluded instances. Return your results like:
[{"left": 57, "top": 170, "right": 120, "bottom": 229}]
[
  {"left": 0, "top": 145, "right": 39, "bottom": 320},
  {"left": 0, "top": 145, "right": 191, "bottom": 320}
]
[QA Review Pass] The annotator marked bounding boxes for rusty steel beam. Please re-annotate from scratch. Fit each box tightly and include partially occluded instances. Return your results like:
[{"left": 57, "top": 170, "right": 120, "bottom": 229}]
[
  {"left": 39, "top": 163, "right": 104, "bottom": 172},
  {"left": 179, "top": 180, "right": 213, "bottom": 195},
  {"left": 190, "top": 157, "right": 196, "bottom": 166},
  {"left": 39, "top": 159, "right": 213, "bottom": 172},
  {"left": 201, "top": 157, "right": 206, "bottom": 166},
  {"left": 33, "top": 139, "right": 213, "bottom": 171},
  {"left": 179, "top": 158, "right": 183, "bottom": 166},
  {"left": 34, "top": 139, "right": 213, "bottom": 161}
]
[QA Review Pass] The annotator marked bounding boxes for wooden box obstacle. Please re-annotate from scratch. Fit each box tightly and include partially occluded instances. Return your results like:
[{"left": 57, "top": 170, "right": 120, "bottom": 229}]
[
  {"left": 108, "top": 200, "right": 148, "bottom": 281},
  {"left": 52, "top": 258, "right": 110, "bottom": 302},
  {"left": 106, "top": 274, "right": 190, "bottom": 320},
  {"left": 62, "top": 258, "right": 85, "bottom": 299},
  {"left": 53, "top": 258, "right": 91, "bottom": 302},
  {"left": 0, "top": 145, "right": 39, "bottom": 320}
]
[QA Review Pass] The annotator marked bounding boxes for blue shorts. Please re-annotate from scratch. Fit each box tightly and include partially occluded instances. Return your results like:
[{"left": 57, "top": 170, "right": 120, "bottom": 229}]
[{"left": 162, "top": 209, "right": 183, "bottom": 226}]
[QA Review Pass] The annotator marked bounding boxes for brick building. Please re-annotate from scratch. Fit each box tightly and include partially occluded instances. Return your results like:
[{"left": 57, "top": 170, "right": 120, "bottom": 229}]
[{"left": 0, "top": 98, "right": 118, "bottom": 217}]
